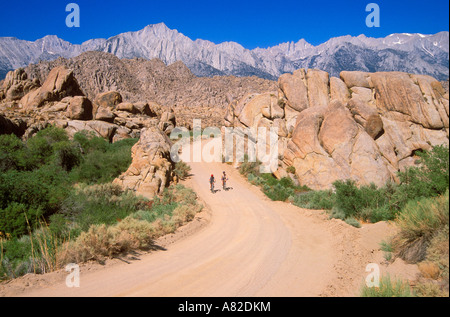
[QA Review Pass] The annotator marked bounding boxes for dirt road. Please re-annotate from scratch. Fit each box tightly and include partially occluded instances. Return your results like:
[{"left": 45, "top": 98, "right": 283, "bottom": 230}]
[{"left": 1, "top": 144, "right": 416, "bottom": 297}]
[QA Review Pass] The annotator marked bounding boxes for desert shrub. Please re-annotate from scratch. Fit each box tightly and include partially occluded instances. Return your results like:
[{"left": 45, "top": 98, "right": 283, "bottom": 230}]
[
  {"left": 380, "top": 239, "right": 394, "bottom": 262},
  {"left": 380, "top": 239, "right": 394, "bottom": 253},
  {"left": 52, "top": 141, "right": 82, "bottom": 171},
  {"left": 425, "top": 226, "right": 449, "bottom": 281},
  {"left": 0, "top": 203, "right": 43, "bottom": 238},
  {"left": 292, "top": 190, "right": 335, "bottom": 210},
  {"left": 26, "top": 126, "right": 74, "bottom": 169},
  {"left": 414, "top": 281, "right": 449, "bottom": 297},
  {"left": 397, "top": 145, "right": 449, "bottom": 199},
  {"left": 345, "top": 217, "right": 361, "bottom": 228},
  {"left": 59, "top": 184, "right": 203, "bottom": 264},
  {"left": 361, "top": 205, "right": 397, "bottom": 223},
  {"left": 0, "top": 166, "right": 70, "bottom": 238},
  {"left": 173, "top": 161, "right": 191, "bottom": 181},
  {"left": 286, "top": 166, "right": 296, "bottom": 174},
  {"left": 360, "top": 275, "right": 414, "bottom": 297},
  {"left": 0, "top": 235, "right": 35, "bottom": 279},
  {"left": 0, "top": 225, "right": 64, "bottom": 279},
  {"left": 329, "top": 207, "right": 346, "bottom": 220},
  {"left": 58, "top": 183, "right": 145, "bottom": 236},
  {"left": 332, "top": 179, "right": 364, "bottom": 218},
  {"left": 63, "top": 224, "right": 122, "bottom": 262},
  {"left": 396, "top": 191, "right": 448, "bottom": 245},
  {"left": 69, "top": 133, "right": 138, "bottom": 184},
  {"left": 332, "top": 180, "right": 398, "bottom": 222},
  {"left": 247, "top": 170, "right": 311, "bottom": 202},
  {"left": 263, "top": 183, "right": 294, "bottom": 202},
  {"left": 0, "top": 134, "right": 28, "bottom": 172},
  {"left": 393, "top": 190, "right": 449, "bottom": 263},
  {"left": 239, "top": 154, "right": 262, "bottom": 176}
]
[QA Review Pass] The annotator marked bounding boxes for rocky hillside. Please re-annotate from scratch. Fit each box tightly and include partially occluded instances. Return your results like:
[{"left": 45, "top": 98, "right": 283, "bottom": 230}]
[
  {"left": 23, "top": 51, "right": 276, "bottom": 128},
  {"left": 225, "top": 69, "right": 449, "bottom": 190},
  {"left": 0, "top": 66, "right": 177, "bottom": 142},
  {"left": 0, "top": 65, "right": 184, "bottom": 198}
]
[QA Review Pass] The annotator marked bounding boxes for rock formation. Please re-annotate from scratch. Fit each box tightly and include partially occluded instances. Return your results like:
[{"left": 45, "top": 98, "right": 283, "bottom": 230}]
[
  {"left": 225, "top": 69, "right": 449, "bottom": 190},
  {"left": 24, "top": 51, "right": 277, "bottom": 128},
  {"left": 0, "top": 65, "right": 179, "bottom": 200},
  {"left": 113, "top": 127, "right": 174, "bottom": 199},
  {"left": 0, "top": 65, "right": 178, "bottom": 142}
]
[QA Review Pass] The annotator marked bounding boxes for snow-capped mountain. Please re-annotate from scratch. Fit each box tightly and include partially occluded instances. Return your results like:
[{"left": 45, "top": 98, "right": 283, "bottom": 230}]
[{"left": 0, "top": 23, "right": 448, "bottom": 80}]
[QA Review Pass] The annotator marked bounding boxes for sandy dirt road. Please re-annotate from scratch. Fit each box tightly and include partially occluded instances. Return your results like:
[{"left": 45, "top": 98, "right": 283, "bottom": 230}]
[{"left": 1, "top": 142, "right": 415, "bottom": 297}]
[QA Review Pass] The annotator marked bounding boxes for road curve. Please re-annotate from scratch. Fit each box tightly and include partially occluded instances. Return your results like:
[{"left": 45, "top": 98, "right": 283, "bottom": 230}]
[{"left": 10, "top": 143, "right": 366, "bottom": 297}]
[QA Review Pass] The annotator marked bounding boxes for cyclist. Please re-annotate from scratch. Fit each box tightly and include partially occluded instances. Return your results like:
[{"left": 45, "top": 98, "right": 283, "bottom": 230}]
[
  {"left": 221, "top": 171, "right": 228, "bottom": 190},
  {"left": 209, "top": 174, "right": 215, "bottom": 192}
]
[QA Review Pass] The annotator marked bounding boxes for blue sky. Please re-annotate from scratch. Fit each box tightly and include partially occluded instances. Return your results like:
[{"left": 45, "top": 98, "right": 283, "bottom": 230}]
[{"left": 0, "top": 0, "right": 448, "bottom": 48}]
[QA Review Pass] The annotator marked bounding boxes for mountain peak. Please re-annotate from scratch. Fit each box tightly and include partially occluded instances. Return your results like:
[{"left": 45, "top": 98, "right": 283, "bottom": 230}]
[
  {"left": 0, "top": 24, "right": 448, "bottom": 81},
  {"left": 144, "top": 22, "right": 169, "bottom": 31}
]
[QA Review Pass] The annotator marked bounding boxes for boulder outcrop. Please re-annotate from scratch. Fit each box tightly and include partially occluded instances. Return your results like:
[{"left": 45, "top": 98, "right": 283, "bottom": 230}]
[
  {"left": 226, "top": 69, "right": 449, "bottom": 190},
  {"left": 113, "top": 127, "right": 174, "bottom": 199},
  {"left": 20, "top": 66, "right": 84, "bottom": 111},
  {"left": 0, "top": 68, "right": 173, "bottom": 144}
]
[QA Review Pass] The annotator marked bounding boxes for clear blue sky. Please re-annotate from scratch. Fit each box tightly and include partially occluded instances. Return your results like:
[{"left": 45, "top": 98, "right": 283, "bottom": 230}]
[{"left": 0, "top": 0, "right": 448, "bottom": 48}]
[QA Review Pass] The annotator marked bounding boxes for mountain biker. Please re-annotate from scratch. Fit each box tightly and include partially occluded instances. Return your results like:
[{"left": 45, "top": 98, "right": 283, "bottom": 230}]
[
  {"left": 221, "top": 171, "right": 228, "bottom": 189},
  {"left": 209, "top": 174, "right": 215, "bottom": 192}
]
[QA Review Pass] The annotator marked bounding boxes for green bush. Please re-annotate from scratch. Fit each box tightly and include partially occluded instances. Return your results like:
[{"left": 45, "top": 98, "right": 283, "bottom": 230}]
[
  {"left": 286, "top": 166, "right": 296, "bottom": 174},
  {"left": 239, "top": 154, "right": 262, "bottom": 177},
  {"left": 247, "top": 173, "right": 307, "bottom": 202},
  {"left": 0, "top": 203, "right": 43, "bottom": 238},
  {"left": 292, "top": 190, "right": 336, "bottom": 210},
  {"left": 394, "top": 190, "right": 449, "bottom": 263},
  {"left": 332, "top": 179, "right": 364, "bottom": 218},
  {"left": 58, "top": 183, "right": 145, "bottom": 235},
  {"left": 0, "top": 236, "right": 36, "bottom": 279},
  {"left": 173, "top": 161, "right": 191, "bottom": 181},
  {"left": 360, "top": 275, "right": 414, "bottom": 297},
  {"left": 345, "top": 217, "right": 361, "bottom": 228},
  {"left": 52, "top": 141, "right": 82, "bottom": 171},
  {"left": 69, "top": 134, "right": 137, "bottom": 184},
  {"left": 0, "top": 166, "right": 70, "bottom": 238},
  {"left": 26, "top": 126, "right": 73, "bottom": 169},
  {"left": 360, "top": 205, "right": 397, "bottom": 223},
  {"left": 263, "top": 183, "right": 294, "bottom": 202},
  {"left": 0, "top": 134, "right": 28, "bottom": 172},
  {"left": 397, "top": 145, "right": 449, "bottom": 201},
  {"left": 331, "top": 180, "right": 399, "bottom": 222}
]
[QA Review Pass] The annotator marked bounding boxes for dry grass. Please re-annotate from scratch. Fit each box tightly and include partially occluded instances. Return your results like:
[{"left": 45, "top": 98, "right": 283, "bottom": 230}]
[
  {"left": 360, "top": 274, "right": 414, "bottom": 297},
  {"left": 393, "top": 190, "right": 448, "bottom": 263},
  {"left": 392, "top": 190, "right": 449, "bottom": 297},
  {"left": 418, "top": 261, "right": 441, "bottom": 280},
  {"left": 57, "top": 184, "right": 203, "bottom": 265}
]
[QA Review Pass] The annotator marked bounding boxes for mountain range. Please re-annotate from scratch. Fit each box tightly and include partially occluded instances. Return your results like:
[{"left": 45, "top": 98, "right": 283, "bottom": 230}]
[{"left": 0, "top": 22, "right": 448, "bottom": 80}]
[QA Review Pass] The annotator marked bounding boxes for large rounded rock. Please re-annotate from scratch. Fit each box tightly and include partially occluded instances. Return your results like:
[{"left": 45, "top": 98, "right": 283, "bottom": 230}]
[
  {"left": 94, "top": 91, "right": 123, "bottom": 109},
  {"left": 67, "top": 96, "right": 93, "bottom": 120},
  {"left": 371, "top": 72, "right": 445, "bottom": 129},
  {"left": 113, "top": 127, "right": 173, "bottom": 199},
  {"left": 278, "top": 70, "right": 309, "bottom": 112},
  {"left": 237, "top": 92, "right": 276, "bottom": 129},
  {"left": 20, "top": 66, "right": 84, "bottom": 110},
  {"left": 340, "top": 71, "right": 371, "bottom": 88},
  {"left": 306, "top": 69, "right": 330, "bottom": 108}
]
